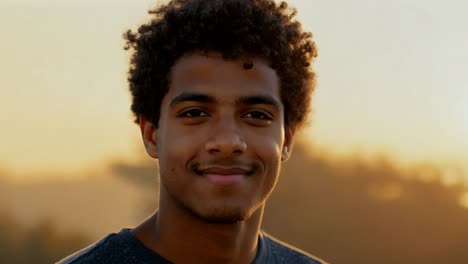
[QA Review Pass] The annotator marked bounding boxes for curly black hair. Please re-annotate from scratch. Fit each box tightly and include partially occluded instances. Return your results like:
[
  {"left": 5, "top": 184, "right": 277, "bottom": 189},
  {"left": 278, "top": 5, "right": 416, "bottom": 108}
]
[{"left": 124, "top": 0, "right": 317, "bottom": 130}]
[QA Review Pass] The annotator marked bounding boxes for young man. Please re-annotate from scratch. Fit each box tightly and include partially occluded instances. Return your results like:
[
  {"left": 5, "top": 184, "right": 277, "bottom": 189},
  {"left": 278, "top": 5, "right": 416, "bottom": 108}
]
[{"left": 59, "top": 0, "right": 326, "bottom": 263}]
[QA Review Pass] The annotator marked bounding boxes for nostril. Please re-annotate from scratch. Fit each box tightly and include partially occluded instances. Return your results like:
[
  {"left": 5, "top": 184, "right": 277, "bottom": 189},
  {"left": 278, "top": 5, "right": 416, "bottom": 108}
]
[
  {"left": 232, "top": 149, "right": 243, "bottom": 155},
  {"left": 208, "top": 148, "right": 221, "bottom": 154},
  {"left": 205, "top": 136, "right": 247, "bottom": 155}
]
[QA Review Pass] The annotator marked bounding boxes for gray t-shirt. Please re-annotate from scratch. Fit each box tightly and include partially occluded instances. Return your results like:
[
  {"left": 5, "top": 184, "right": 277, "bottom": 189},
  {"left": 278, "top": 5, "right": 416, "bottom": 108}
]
[{"left": 57, "top": 229, "right": 326, "bottom": 264}]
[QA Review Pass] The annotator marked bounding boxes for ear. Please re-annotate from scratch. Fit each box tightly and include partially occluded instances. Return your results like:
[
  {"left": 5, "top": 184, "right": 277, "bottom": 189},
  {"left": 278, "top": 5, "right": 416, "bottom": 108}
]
[
  {"left": 281, "top": 126, "right": 295, "bottom": 161},
  {"left": 139, "top": 116, "right": 159, "bottom": 159}
]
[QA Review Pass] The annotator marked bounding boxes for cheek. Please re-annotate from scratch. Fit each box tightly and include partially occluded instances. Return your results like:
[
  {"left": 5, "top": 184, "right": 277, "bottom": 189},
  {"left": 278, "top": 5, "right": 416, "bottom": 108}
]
[
  {"left": 157, "top": 129, "right": 201, "bottom": 173},
  {"left": 158, "top": 148, "right": 189, "bottom": 193},
  {"left": 158, "top": 144, "right": 186, "bottom": 173},
  {"left": 251, "top": 132, "right": 283, "bottom": 156},
  {"left": 249, "top": 135, "right": 283, "bottom": 175}
]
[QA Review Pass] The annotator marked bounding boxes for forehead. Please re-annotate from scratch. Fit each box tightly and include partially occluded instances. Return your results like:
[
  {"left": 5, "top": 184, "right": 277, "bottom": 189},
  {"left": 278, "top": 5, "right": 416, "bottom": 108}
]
[{"left": 168, "top": 53, "right": 280, "bottom": 100}]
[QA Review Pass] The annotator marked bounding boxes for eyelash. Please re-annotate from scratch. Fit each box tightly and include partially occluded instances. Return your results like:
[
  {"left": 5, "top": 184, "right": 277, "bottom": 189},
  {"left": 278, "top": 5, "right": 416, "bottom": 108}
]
[
  {"left": 178, "top": 108, "right": 209, "bottom": 118},
  {"left": 242, "top": 110, "right": 273, "bottom": 121},
  {"left": 177, "top": 108, "right": 273, "bottom": 121}
]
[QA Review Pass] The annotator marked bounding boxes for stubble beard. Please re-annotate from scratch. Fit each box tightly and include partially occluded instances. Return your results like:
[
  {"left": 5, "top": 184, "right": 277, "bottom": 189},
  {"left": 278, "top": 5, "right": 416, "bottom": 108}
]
[
  {"left": 194, "top": 196, "right": 268, "bottom": 224},
  {"left": 173, "top": 185, "right": 258, "bottom": 224},
  {"left": 195, "top": 207, "right": 251, "bottom": 224},
  {"left": 162, "top": 179, "right": 261, "bottom": 224}
]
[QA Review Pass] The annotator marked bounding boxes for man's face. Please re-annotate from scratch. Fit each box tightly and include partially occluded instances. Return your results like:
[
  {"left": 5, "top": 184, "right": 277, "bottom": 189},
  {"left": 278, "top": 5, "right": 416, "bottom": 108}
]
[{"left": 143, "top": 53, "right": 293, "bottom": 223}]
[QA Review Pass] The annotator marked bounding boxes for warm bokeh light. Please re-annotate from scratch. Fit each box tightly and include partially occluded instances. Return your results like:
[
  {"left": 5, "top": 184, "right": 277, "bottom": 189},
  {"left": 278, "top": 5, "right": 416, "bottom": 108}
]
[
  {"left": 1, "top": 0, "right": 467, "bottom": 180},
  {"left": 441, "top": 167, "right": 465, "bottom": 186},
  {"left": 459, "top": 192, "right": 468, "bottom": 209}
]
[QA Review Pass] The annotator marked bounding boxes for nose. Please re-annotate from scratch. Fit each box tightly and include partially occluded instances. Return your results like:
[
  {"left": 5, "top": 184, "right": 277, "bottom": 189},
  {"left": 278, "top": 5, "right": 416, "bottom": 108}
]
[{"left": 205, "top": 120, "right": 247, "bottom": 156}]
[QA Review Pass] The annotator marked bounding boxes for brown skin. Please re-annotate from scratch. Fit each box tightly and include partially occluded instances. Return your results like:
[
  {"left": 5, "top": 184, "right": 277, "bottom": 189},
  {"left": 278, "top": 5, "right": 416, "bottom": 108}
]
[{"left": 132, "top": 53, "right": 294, "bottom": 264}]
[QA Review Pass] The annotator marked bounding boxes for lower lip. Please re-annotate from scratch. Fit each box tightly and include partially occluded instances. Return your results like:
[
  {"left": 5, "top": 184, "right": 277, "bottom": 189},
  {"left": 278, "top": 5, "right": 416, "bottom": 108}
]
[{"left": 204, "top": 174, "right": 245, "bottom": 185}]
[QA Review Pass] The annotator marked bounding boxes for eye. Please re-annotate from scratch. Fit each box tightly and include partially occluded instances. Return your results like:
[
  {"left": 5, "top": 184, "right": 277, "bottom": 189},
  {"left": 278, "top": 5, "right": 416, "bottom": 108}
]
[
  {"left": 243, "top": 110, "right": 273, "bottom": 121},
  {"left": 178, "top": 108, "right": 209, "bottom": 118}
]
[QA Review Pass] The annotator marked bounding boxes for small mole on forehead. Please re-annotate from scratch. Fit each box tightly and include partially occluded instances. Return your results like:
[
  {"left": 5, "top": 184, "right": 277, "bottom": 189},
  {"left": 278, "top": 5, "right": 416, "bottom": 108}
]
[{"left": 243, "top": 61, "right": 254, "bottom": 70}]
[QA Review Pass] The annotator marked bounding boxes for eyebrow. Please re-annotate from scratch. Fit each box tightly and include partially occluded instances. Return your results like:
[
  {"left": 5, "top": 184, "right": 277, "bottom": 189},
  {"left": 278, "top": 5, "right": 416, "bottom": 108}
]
[
  {"left": 169, "top": 92, "right": 216, "bottom": 108},
  {"left": 169, "top": 92, "right": 282, "bottom": 111},
  {"left": 236, "top": 95, "right": 282, "bottom": 111}
]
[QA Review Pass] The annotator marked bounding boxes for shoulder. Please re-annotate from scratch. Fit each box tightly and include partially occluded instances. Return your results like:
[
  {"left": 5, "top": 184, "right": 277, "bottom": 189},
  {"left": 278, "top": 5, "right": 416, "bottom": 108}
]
[
  {"left": 57, "top": 229, "right": 170, "bottom": 264},
  {"left": 56, "top": 233, "right": 117, "bottom": 264},
  {"left": 259, "top": 232, "right": 329, "bottom": 264}
]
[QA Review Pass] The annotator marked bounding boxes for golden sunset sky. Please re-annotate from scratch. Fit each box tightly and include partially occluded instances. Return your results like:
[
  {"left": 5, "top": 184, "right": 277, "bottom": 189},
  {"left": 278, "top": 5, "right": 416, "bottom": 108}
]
[{"left": 1, "top": 0, "right": 467, "bottom": 181}]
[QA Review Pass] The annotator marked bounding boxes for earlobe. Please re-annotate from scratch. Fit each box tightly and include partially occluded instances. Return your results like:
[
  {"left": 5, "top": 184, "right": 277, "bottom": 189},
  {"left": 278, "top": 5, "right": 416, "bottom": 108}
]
[
  {"left": 139, "top": 116, "right": 159, "bottom": 159},
  {"left": 281, "top": 127, "right": 295, "bottom": 161},
  {"left": 281, "top": 146, "right": 290, "bottom": 161}
]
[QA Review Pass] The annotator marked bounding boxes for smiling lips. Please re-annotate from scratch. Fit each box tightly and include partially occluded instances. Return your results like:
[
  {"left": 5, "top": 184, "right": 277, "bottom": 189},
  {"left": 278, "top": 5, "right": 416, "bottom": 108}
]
[{"left": 196, "top": 166, "right": 252, "bottom": 185}]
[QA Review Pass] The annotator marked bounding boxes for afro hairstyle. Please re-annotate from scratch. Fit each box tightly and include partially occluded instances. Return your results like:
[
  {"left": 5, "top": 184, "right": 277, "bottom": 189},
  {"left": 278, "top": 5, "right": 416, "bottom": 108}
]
[{"left": 124, "top": 0, "right": 318, "bottom": 130}]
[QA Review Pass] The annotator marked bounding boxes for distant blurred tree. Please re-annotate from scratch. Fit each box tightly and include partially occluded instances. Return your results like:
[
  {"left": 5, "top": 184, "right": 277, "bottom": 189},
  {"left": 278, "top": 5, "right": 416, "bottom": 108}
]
[
  {"left": 263, "top": 139, "right": 468, "bottom": 264},
  {"left": 111, "top": 159, "right": 159, "bottom": 218},
  {"left": 0, "top": 212, "right": 89, "bottom": 264},
  {"left": 0, "top": 212, "right": 21, "bottom": 261}
]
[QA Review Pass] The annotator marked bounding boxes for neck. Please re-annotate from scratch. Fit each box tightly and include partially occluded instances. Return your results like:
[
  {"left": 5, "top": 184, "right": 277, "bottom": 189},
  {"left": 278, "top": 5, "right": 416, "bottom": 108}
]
[{"left": 132, "top": 189, "right": 264, "bottom": 264}]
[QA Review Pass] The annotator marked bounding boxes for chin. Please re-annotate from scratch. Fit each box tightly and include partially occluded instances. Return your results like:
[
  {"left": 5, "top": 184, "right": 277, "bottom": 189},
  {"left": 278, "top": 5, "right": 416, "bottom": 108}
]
[
  {"left": 201, "top": 215, "right": 245, "bottom": 224},
  {"left": 194, "top": 206, "right": 256, "bottom": 224}
]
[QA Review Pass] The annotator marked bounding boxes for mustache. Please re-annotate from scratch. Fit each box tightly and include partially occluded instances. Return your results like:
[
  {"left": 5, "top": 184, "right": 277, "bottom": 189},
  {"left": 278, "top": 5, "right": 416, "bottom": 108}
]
[{"left": 188, "top": 160, "right": 261, "bottom": 176}]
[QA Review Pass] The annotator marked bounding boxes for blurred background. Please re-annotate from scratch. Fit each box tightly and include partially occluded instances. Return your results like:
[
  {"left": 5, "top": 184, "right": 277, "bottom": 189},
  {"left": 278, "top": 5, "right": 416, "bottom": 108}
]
[{"left": 1, "top": 0, "right": 467, "bottom": 263}]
